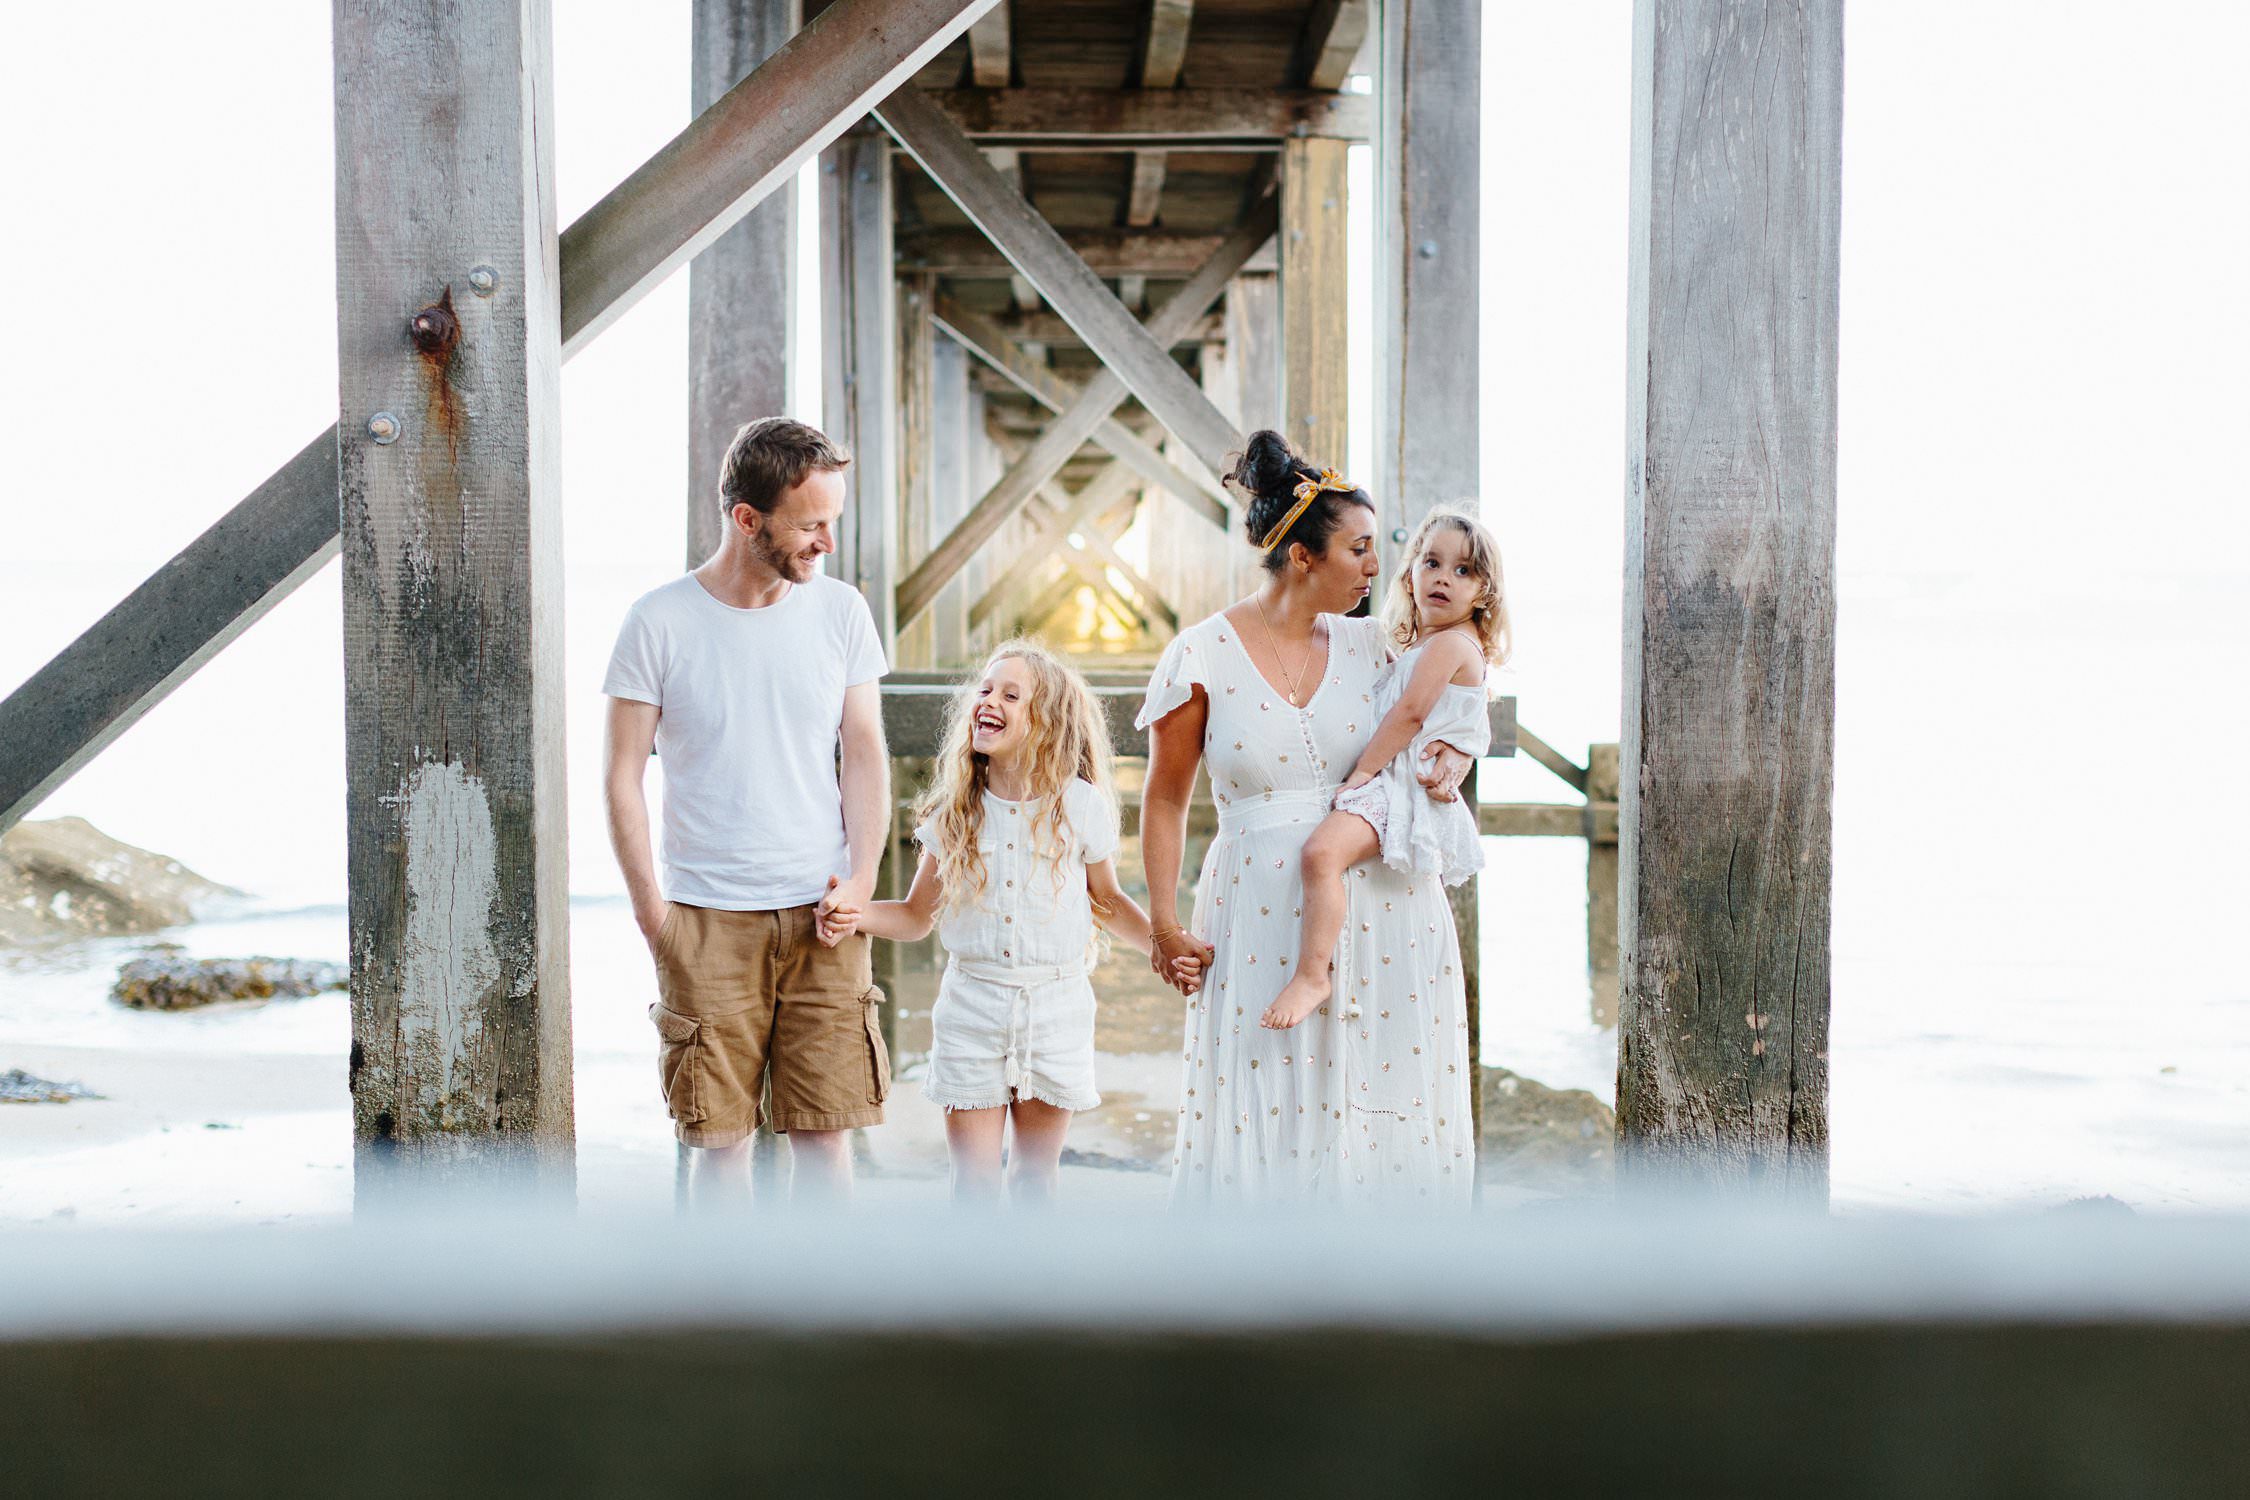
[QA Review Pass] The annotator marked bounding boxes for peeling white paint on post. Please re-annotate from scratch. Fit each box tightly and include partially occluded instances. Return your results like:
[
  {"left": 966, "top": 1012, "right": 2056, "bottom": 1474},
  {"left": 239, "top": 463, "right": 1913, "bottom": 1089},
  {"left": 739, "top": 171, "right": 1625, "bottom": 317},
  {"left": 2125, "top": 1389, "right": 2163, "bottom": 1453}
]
[
  {"left": 335, "top": 0, "right": 574, "bottom": 1198},
  {"left": 392, "top": 761, "right": 503, "bottom": 1128}
]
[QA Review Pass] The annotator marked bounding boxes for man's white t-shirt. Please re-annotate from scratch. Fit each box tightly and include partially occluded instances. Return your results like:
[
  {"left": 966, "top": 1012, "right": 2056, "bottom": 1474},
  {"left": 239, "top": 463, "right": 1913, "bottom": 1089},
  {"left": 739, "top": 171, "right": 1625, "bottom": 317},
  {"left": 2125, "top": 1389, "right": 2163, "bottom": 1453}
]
[{"left": 603, "top": 572, "right": 887, "bottom": 911}]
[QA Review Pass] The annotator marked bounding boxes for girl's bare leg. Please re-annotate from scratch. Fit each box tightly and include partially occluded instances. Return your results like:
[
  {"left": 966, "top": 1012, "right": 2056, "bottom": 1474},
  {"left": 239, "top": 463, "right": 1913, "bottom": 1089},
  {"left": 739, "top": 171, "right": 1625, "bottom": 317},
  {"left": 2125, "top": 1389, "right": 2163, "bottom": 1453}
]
[
  {"left": 1263, "top": 809, "right": 1381, "bottom": 1029},
  {"left": 944, "top": 1106, "right": 1007, "bottom": 1205},
  {"left": 1004, "top": 1097, "right": 1074, "bottom": 1206}
]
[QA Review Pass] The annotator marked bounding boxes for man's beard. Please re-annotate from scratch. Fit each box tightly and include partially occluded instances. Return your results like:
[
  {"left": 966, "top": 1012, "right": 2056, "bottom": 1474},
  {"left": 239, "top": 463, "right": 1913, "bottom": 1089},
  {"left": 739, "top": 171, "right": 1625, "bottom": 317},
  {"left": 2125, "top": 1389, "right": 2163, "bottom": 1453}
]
[{"left": 751, "top": 528, "right": 815, "bottom": 583}]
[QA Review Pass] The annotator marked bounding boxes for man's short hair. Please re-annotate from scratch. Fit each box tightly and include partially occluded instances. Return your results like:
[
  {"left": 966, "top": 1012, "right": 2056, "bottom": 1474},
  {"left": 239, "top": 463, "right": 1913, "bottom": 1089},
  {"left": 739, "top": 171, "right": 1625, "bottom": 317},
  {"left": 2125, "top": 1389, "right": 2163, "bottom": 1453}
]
[{"left": 717, "top": 418, "right": 853, "bottom": 516}]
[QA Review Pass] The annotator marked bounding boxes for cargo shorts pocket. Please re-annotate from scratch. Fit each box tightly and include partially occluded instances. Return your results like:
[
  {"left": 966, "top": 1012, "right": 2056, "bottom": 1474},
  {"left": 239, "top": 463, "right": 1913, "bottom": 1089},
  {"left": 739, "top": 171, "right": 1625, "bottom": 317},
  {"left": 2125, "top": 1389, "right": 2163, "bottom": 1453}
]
[
  {"left": 650, "top": 1002, "right": 704, "bottom": 1125},
  {"left": 861, "top": 987, "right": 893, "bottom": 1105}
]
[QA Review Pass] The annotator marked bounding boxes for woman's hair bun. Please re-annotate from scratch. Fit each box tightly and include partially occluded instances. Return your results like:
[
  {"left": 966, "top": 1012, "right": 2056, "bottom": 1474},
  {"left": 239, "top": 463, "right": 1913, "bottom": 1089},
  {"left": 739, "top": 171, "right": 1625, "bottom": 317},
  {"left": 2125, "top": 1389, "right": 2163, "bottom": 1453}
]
[
  {"left": 1231, "top": 429, "right": 1300, "bottom": 501},
  {"left": 1230, "top": 429, "right": 1303, "bottom": 546}
]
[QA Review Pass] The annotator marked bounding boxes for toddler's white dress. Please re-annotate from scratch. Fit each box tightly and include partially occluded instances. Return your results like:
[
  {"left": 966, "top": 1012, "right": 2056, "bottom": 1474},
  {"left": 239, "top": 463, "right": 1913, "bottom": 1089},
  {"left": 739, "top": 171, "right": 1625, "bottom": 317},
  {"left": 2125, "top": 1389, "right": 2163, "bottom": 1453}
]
[
  {"left": 914, "top": 778, "right": 1115, "bottom": 1113},
  {"left": 1331, "top": 638, "right": 1488, "bottom": 886}
]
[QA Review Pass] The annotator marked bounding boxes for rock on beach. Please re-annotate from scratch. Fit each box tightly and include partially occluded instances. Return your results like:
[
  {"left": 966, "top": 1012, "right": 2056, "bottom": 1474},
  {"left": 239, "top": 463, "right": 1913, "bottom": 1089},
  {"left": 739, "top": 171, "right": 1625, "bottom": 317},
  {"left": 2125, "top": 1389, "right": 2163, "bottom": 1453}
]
[
  {"left": 111, "top": 951, "right": 347, "bottom": 1011},
  {"left": 0, "top": 817, "right": 236, "bottom": 948}
]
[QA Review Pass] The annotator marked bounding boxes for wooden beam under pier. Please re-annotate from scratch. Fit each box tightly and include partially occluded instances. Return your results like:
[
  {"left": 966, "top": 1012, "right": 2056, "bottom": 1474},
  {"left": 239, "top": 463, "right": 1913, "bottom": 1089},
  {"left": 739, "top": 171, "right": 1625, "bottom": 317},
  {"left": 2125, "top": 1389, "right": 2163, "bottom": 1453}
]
[
  {"left": 897, "top": 227, "right": 1277, "bottom": 278},
  {"left": 687, "top": 0, "right": 801, "bottom": 567},
  {"left": 1617, "top": 0, "right": 1843, "bottom": 1201},
  {"left": 333, "top": 0, "right": 571, "bottom": 1190},
  {"left": 822, "top": 130, "right": 900, "bottom": 648},
  {"left": 889, "top": 195, "right": 1277, "bottom": 630},
  {"left": 930, "top": 294, "right": 1228, "bottom": 522},
  {"left": 0, "top": 0, "right": 997, "bottom": 839},
  {"left": 874, "top": 86, "right": 1243, "bottom": 480},
  {"left": 926, "top": 87, "right": 1368, "bottom": 146}
]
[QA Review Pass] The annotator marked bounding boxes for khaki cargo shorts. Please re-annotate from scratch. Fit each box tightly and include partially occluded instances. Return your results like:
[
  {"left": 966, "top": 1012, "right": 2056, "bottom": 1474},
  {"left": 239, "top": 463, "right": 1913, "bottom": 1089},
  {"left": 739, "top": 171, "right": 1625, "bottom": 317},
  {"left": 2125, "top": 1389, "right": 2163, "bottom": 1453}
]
[{"left": 648, "top": 902, "right": 891, "bottom": 1147}]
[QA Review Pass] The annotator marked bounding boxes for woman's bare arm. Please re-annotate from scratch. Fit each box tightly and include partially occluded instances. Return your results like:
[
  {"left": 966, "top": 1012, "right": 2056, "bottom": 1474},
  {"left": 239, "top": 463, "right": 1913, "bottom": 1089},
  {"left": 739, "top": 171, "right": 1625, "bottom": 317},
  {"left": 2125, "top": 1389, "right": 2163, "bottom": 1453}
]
[
  {"left": 1141, "top": 692, "right": 1214, "bottom": 988},
  {"left": 1342, "top": 632, "right": 1482, "bottom": 790}
]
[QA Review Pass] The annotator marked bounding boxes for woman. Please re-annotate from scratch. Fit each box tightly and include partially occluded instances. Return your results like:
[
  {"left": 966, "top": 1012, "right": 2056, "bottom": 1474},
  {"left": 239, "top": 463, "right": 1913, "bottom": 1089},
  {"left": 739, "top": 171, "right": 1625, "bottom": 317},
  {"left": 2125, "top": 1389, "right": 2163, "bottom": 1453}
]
[{"left": 1139, "top": 431, "right": 1478, "bottom": 1206}]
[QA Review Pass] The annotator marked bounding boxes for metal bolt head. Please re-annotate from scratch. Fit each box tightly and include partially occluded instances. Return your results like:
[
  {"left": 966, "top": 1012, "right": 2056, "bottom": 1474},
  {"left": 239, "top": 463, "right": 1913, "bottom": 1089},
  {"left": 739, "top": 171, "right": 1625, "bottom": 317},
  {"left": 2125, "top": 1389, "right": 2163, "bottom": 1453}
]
[
  {"left": 1390, "top": 527, "right": 1409, "bottom": 544},
  {"left": 1418, "top": 240, "right": 1439, "bottom": 259},
  {"left": 367, "top": 412, "right": 400, "bottom": 445},
  {"left": 467, "top": 265, "right": 499, "bottom": 297}
]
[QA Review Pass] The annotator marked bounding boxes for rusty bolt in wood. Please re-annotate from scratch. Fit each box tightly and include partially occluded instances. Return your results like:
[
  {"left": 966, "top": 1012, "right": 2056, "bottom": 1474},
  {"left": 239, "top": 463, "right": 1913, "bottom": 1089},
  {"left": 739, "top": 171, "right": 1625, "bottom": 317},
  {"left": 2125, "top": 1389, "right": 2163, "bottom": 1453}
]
[
  {"left": 367, "top": 412, "right": 401, "bottom": 445},
  {"left": 409, "top": 289, "right": 460, "bottom": 358}
]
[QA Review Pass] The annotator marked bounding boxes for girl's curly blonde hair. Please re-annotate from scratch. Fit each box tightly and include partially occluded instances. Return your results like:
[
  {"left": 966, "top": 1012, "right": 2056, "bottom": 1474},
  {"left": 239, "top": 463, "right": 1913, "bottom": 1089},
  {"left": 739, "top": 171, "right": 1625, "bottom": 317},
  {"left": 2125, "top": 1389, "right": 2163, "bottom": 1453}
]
[
  {"left": 913, "top": 639, "right": 1116, "bottom": 918},
  {"left": 1379, "top": 506, "right": 1513, "bottom": 666}
]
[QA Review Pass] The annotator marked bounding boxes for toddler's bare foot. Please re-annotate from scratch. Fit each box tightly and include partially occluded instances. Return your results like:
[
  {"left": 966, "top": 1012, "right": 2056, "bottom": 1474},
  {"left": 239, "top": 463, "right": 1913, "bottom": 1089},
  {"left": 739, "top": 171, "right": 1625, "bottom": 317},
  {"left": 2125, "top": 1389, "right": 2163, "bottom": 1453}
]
[{"left": 1260, "top": 970, "right": 1330, "bottom": 1030}]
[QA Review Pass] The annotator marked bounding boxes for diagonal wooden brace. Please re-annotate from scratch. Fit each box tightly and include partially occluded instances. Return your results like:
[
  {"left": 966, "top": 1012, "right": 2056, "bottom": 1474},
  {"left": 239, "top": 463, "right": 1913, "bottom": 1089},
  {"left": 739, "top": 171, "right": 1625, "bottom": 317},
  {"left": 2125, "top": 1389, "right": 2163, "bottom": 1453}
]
[
  {"left": 891, "top": 193, "right": 1278, "bottom": 630},
  {"left": 873, "top": 84, "right": 1245, "bottom": 475},
  {"left": 930, "top": 294, "right": 1228, "bottom": 527},
  {"left": 0, "top": 0, "right": 997, "bottom": 837}
]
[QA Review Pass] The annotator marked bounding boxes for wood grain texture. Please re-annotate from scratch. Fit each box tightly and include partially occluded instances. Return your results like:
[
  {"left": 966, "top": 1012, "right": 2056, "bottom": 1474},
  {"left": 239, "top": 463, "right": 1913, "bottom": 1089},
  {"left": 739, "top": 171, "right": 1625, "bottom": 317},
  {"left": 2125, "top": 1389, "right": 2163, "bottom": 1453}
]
[
  {"left": 928, "top": 333, "right": 973, "bottom": 663},
  {"left": 897, "top": 226, "right": 1276, "bottom": 276},
  {"left": 1375, "top": 0, "right": 1479, "bottom": 538},
  {"left": 1617, "top": 0, "right": 1842, "bottom": 1202},
  {"left": 1295, "top": 0, "right": 1371, "bottom": 89},
  {"left": 874, "top": 85, "right": 1242, "bottom": 479},
  {"left": 930, "top": 294, "right": 1228, "bottom": 519},
  {"left": 1586, "top": 743, "right": 1621, "bottom": 1028},
  {"left": 687, "top": 0, "right": 801, "bottom": 567},
  {"left": 891, "top": 195, "right": 1277, "bottom": 627},
  {"left": 926, "top": 87, "right": 1369, "bottom": 144},
  {"left": 561, "top": 0, "right": 998, "bottom": 354},
  {"left": 1280, "top": 137, "right": 1349, "bottom": 464},
  {"left": 1140, "top": 0, "right": 1194, "bottom": 88},
  {"left": 1127, "top": 150, "right": 1168, "bottom": 226},
  {"left": 896, "top": 274, "right": 937, "bottom": 668},
  {"left": 967, "top": 0, "right": 1011, "bottom": 87},
  {"left": 821, "top": 131, "right": 900, "bottom": 648},
  {"left": 333, "top": 0, "right": 572, "bottom": 1189},
  {"left": 967, "top": 461, "right": 1140, "bottom": 627}
]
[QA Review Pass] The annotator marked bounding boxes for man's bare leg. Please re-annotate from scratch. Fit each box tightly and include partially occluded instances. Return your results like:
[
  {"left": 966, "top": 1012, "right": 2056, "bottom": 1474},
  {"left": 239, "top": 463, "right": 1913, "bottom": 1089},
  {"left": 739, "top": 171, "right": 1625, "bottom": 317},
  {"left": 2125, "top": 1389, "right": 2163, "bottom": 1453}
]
[
  {"left": 683, "top": 1139, "right": 752, "bottom": 1211},
  {"left": 786, "top": 1127, "right": 853, "bottom": 1201}
]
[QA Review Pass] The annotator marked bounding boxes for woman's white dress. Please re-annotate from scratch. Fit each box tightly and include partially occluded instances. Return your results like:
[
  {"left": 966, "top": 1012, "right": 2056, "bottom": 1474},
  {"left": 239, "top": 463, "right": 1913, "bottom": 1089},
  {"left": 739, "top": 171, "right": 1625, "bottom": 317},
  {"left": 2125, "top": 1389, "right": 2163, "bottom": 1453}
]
[
  {"left": 1137, "top": 612, "right": 1476, "bottom": 1206},
  {"left": 1331, "top": 637, "right": 1490, "bottom": 886}
]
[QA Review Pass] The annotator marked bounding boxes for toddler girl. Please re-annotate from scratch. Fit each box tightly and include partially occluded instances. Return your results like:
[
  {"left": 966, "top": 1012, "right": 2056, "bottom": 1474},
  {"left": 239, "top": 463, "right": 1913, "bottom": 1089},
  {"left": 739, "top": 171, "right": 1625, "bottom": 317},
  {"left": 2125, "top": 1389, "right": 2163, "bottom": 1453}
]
[
  {"left": 822, "top": 641, "right": 1200, "bottom": 1202},
  {"left": 1262, "top": 508, "right": 1511, "bottom": 1030}
]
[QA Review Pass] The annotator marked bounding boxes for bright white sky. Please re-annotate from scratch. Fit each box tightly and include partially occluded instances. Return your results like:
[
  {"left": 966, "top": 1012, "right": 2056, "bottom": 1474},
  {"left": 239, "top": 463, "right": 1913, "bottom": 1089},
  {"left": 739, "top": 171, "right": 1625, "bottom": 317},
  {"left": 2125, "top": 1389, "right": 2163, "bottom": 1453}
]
[{"left": 0, "top": 3, "right": 2244, "bottom": 900}]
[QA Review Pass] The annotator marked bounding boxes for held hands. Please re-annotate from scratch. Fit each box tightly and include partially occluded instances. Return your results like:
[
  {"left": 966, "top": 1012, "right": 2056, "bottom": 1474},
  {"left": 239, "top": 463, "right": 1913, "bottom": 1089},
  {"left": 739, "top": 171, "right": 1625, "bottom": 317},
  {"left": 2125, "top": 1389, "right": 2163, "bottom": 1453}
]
[
  {"left": 814, "top": 873, "right": 870, "bottom": 947},
  {"left": 1151, "top": 926, "right": 1213, "bottom": 996}
]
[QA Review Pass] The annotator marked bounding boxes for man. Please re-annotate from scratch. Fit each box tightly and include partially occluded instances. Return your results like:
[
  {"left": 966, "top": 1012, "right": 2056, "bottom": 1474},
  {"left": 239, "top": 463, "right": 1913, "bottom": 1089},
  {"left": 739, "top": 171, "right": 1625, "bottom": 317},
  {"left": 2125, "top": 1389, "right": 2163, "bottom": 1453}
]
[{"left": 603, "top": 417, "right": 891, "bottom": 1203}]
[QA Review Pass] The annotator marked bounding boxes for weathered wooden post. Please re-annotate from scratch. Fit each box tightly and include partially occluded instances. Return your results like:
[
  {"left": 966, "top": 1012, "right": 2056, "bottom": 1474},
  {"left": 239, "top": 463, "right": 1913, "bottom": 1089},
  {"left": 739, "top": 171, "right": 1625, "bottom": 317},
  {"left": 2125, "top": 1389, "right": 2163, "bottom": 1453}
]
[
  {"left": 1376, "top": 0, "right": 1481, "bottom": 1148},
  {"left": 1585, "top": 742, "right": 1620, "bottom": 1027},
  {"left": 1279, "top": 138, "right": 1349, "bottom": 460},
  {"left": 334, "top": 0, "right": 573, "bottom": 1197},
  {"left": 1617, "top": 0, "right": 1842, "bottom": 1202},
  {"left": 822, "top": 128, "right": 900, "bottom": 648},
  {"left": 687, "top": 0, "right": 802, "bottom": 567}
]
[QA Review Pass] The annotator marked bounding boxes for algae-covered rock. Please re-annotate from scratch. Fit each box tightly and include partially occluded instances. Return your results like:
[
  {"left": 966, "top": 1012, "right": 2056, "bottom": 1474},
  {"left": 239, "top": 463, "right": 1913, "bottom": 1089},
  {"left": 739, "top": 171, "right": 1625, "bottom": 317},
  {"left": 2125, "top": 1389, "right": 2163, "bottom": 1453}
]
[
  {"left": 1480, "top": 1066, "right": 1615, "bottom": 1191},
  {"left": 112, "top": 951, "right": 346, "bottom": 1011},
  {"left": 0, "top": 817, "right": 236, "bottom": 948}
]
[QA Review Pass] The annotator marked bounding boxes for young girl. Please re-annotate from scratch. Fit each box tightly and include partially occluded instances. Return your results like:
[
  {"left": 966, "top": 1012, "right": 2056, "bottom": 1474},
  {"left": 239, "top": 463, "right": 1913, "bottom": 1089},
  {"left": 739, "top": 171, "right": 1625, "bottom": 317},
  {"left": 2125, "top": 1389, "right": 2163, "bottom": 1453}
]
[
  {"left": 1261, "top": 507, "right": 1511, "bottom": 1030},
  {"left": 822, "top": 640, "right": 1201, "bottom": 1203}
]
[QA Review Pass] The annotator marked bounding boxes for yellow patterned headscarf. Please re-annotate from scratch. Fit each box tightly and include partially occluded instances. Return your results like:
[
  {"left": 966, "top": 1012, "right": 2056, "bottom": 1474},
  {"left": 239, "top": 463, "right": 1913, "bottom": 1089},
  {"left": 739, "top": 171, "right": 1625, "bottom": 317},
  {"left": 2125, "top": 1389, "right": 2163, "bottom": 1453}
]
[{"left": 1258, "top": 468, "right": 1357, "bottom": 555}]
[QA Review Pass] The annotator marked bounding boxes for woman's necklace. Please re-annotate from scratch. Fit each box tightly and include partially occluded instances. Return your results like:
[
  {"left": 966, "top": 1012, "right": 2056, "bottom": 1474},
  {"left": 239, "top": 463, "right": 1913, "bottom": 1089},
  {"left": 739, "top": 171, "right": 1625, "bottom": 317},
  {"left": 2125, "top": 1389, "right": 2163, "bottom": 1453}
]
[{"left": 1253, "top": 593, "right": 1316, "bottom": 707}]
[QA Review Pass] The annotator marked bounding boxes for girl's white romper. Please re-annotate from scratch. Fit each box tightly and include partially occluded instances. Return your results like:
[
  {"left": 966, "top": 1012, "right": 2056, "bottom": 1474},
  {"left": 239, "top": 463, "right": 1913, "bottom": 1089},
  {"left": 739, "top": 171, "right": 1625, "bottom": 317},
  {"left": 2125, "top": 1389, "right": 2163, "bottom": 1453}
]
[
  {"left": 1330, "top": 638, "right": 1489, "bottom": 886},
  {"left": 915, "top": 778, "right": 1117, "bottom": 1113}
]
